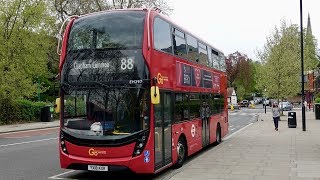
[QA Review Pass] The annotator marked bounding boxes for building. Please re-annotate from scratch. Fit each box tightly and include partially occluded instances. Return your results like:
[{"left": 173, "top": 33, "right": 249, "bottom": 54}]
[{"left": 227, "top": 87, "right": 237, "bottom": 104}]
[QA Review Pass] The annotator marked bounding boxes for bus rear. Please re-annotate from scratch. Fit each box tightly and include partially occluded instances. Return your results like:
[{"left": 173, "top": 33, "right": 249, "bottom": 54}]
[{"left": 58, "top": 10, "right": 155, "bottom": 173}]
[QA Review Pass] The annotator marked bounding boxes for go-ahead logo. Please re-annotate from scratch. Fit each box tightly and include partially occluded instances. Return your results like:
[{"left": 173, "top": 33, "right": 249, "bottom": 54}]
[{"left": 88, "top": 148, "right": 107, "bottom": 156}]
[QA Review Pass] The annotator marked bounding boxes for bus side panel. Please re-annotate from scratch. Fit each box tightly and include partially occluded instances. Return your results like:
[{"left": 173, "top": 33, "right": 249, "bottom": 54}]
[
  {"left": 209, "top": 116, "right": 219, "bottom": 144},
  {"left": 221, "top": 112, "right": 229, "bottom": 138},
  {"left": 221, "top": 75, "right": 229, "bottom": 138},
  {"left": 171, "top": 119, "right": 202, "bottom": 160}
]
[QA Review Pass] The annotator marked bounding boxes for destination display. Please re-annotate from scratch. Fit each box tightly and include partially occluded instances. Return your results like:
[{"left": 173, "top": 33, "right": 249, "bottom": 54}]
[
  {"left": 176, "top": 62, "right": 220, "bottom": 89},
  {"left": 62, "top": 49, "right": 148, "bottom": 85}
]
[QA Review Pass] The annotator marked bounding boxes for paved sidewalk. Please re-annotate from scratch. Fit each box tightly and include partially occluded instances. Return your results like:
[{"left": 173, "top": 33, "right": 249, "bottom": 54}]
[
  {"left": 0, "top": 120, "right": 59, "bottom": 133},
  {"left": 168, "top": 110, "right": 320, "bottom": 180}
]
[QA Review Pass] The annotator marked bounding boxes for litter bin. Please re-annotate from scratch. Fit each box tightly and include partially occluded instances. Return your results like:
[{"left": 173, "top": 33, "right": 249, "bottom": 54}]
[
  {"left": 288, "top": 112, "right": 296, "bottom": 128},
  {"left": 40, "top": 106, "right": 52, "bottom": 122},
  {"left": 315, "top": 103, "right": 320, "bottom": 120}
]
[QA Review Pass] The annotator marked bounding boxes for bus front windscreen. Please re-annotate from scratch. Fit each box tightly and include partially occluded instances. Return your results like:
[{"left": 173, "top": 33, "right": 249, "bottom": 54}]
[
  {"left": 62, "top": 88, "right": 150, "bottom": 137},
  {"left": 60, "top": 10, "right": 150, "bottom": 139},
  {"left": 68, "top": 10, "right": 145, "bottom": 51}
]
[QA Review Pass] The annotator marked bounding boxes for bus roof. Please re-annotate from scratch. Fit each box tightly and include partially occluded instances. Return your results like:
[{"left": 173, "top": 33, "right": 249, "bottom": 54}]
[
  {"left": 67, "top": 8, "right": 224, "bottom": 57},
  {"left": 151, "top": 9, "right": 225, "bottom": 56}
]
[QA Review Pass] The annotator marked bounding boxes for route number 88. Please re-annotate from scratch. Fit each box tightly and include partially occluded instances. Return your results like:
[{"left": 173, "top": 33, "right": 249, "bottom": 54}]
[{"left": 121, "top": 58, "right": 134, "bottom": 70}]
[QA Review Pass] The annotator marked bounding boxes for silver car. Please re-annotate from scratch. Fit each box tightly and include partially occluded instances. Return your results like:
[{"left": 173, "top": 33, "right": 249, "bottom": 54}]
[{"left": 279, "top": 101, "right": 292, "bottom": 111}]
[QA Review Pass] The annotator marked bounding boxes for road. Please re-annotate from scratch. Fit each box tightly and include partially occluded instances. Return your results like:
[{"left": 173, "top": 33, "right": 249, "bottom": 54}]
[{"left": 0, "top": 105, "right": 264, "bottom": 180}]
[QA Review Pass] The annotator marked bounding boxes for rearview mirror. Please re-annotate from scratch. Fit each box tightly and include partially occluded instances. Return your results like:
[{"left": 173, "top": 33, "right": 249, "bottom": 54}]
[
  {"left": 55, "top": 98, "right": 61, "bottom": 113},
  {"left": 150, "top": 86, "right": 160, "bottom": 104}
]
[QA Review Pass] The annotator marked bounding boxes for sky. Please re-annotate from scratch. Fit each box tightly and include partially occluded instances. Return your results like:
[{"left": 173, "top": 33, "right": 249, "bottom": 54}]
[{"left": 169, "top": 0, "right": 320, "bottom": 60}]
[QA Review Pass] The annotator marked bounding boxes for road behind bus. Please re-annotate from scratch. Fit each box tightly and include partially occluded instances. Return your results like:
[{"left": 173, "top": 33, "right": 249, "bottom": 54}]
[{"left": 0, "top": 107, "right": 259, "bottom": 180}]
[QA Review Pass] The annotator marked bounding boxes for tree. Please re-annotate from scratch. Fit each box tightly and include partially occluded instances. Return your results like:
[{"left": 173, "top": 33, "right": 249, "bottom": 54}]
[
  {"left": 225, "top": 51, "right": 242, "bottom": 87},
  {"left": 225, "top": 51, "right": 255, "bottom": 99},
  {"left": 257, "top": 21, "right": 300, "bottom": 101},
  {"left": 235, "top": 58, "right": 255, "bottom": 99},
  {"left": 304, "top": 30, "right": 319, "bottom": 71},
  {"left": 0, "top": 0, "right": 54, "bottom": 101}
]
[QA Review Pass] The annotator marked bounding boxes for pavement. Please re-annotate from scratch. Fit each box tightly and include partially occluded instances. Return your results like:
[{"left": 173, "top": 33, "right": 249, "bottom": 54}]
[
  {"left": 167, "top": 110, "right": 320, "bottom": 180},
  {"left": 1, "top": 110, "right": 320, "bottom": 180},
  {"left": 0, "top": 119, "right": 59, "bottom": 133}
]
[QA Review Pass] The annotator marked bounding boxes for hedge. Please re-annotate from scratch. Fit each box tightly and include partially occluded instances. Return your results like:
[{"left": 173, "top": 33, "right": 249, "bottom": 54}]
[{"left": 0, "top": 99, "right": 50, "bottom": 124}]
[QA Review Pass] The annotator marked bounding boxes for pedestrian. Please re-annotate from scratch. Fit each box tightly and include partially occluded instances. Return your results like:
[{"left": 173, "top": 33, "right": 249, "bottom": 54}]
[
  {"left": 304, "top": 101, "right": 308, "bottom": 111},
  {"left": 271, "top": 103, "right": 280, "bottom": 131}
]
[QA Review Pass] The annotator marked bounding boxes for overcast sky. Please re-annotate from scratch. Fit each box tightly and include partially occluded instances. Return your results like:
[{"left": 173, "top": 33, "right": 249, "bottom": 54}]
[{"left": 169, "top": 0, "right": 319, "bottom": 60}]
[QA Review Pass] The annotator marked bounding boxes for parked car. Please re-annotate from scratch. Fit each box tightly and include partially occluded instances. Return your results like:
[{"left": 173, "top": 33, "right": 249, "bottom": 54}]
[
  {"left": 279, "top": 101, "right": 292, "bottom": 111},
  {"left": 228, "top": 103, "right": 240, "bottom": 110},
  {"left": 240, "top": 100, "right": 249, "bottom": 107}
]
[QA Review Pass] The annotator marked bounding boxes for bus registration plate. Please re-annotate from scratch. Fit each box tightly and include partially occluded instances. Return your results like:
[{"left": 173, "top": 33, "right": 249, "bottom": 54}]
[{"left": 88, "top": 165, "right": 108, "bottom": 171}]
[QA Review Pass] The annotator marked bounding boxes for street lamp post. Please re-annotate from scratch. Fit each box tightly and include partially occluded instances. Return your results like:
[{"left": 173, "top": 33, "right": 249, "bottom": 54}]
[{"left": 300, "top": 0, "right": 306, "bottom": 131}]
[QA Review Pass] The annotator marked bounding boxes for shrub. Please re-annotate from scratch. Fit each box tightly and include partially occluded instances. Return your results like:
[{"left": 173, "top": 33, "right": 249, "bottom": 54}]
[
  {"left": 15, "top": 99, "right": 48, "bottom": 122},
  {"left": 0, "top": 98, "right": 20, "bottom": 124},
  {"left": 315, "top": 98, "right": 320, "bottom": 103}
]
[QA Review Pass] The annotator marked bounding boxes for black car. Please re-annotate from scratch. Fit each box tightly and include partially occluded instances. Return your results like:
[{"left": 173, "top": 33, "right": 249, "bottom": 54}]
[{"left": 240, "top": 100, "right": 249, "bottom": 107}]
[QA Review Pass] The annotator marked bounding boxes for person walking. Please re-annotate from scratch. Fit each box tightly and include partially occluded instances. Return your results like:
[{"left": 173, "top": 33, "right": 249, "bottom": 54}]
[{"left": 272, "top": 103, "right": 280, "bottom": 131}]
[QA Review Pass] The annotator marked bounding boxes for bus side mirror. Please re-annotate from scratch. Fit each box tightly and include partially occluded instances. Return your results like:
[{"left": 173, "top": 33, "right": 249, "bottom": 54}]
[
  {"left": 55, "top": 98, "right": 61, "bottom": 113},
  {"left": 150, "top": 86, "right": 160, "bottom": 104}
]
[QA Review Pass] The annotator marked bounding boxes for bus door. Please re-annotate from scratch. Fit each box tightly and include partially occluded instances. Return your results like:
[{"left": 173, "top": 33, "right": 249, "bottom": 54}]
[
  {"left": 154, "top": 92, "right": 173, "bottom": 170},
  {"left": 201, "top": 94, "right": 210, "bottom": 147}
]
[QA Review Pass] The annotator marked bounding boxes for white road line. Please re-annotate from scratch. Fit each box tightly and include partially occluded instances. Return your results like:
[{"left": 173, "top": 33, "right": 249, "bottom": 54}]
[
  {"left": 48, "top": 170, "right": 76, "bottom": 180},
  {"left": 0, "top": 137, "right": 58, "bottom": 148},
  {"left": 224, "top": 123, "right": 253, "bottom": 141},
  {"left": 0, "top": 127, "right": 59, "bottom": 135}
]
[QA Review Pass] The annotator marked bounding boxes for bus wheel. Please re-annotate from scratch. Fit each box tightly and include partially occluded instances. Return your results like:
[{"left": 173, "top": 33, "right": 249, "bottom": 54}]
[
  {"left": 174, "top": 137, "right": 186, "bottom": 168},
  {"left": 216, "top": 126, "right": 221, "bottom": 144}
]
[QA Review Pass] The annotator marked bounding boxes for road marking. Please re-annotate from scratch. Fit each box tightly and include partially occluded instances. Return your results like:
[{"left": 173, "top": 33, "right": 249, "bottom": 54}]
[
  {"left": 0, "top": 137, "right": 58, "bottom": 148},
  {"left": 224, "top": 123, "right": 253, "bottom": 141},
  {"left": 0, "top": 127, "right": 59, "bottom": 135},
  {"left": 48, "top": 170, "right": 76, "bottom": 180}
]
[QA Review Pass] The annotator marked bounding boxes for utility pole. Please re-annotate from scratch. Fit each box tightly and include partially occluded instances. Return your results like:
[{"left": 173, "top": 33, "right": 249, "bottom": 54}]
[{"left": 300, "top": 0, "right": 306, "bottom": 131}]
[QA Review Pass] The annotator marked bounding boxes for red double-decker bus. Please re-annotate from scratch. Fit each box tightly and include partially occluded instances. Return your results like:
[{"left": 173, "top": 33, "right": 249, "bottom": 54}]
[{"left": 56, "top": 8, "right": 228, "bottom": 174}]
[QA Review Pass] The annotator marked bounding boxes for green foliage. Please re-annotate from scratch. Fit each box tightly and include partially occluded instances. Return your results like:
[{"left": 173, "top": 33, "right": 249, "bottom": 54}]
[
  {"left": 0, "top": 98, "right": 20, "bottom": 124},
  {"left": 0, "top": 0, "right": 55, "bottom": 101},
  {"left": 16, "top": 99, "right": 47, "bottom": 122},
  {"left": 315, "top": 98, "right": 320, "bottom": 103},
  {"left": 0, "top": 98, "right": 50, "bottom": 124},
  {"left": 257, "top": 20, "right": 319, "bottom": 100},
  {"left": 64, "top": 97, "right": 86, "bottom": 117},
  {"left": 257, "top": 21, "right": 300, "bottom": 100},
  {"left": 304, "top": 29, "right": 319, "bottom": 71}
]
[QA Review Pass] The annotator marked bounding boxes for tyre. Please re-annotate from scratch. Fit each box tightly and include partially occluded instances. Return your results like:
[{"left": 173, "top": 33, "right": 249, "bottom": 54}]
[{"left": 174, "top": 137, "right": 187, "bottom": 168}]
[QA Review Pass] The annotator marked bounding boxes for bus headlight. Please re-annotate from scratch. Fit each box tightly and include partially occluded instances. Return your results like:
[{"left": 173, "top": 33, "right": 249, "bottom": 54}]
[
  {"left": 132, "top": 131, "right": 148, "bottom": 157},
  {"left": 60, "top": 131, "right": 68, "bottom": 154}
]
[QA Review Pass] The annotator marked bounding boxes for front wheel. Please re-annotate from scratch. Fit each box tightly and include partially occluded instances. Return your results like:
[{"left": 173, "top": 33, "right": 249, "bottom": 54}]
[{"left": 174, "top": 137, "right": 187, "bottom": 168}]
